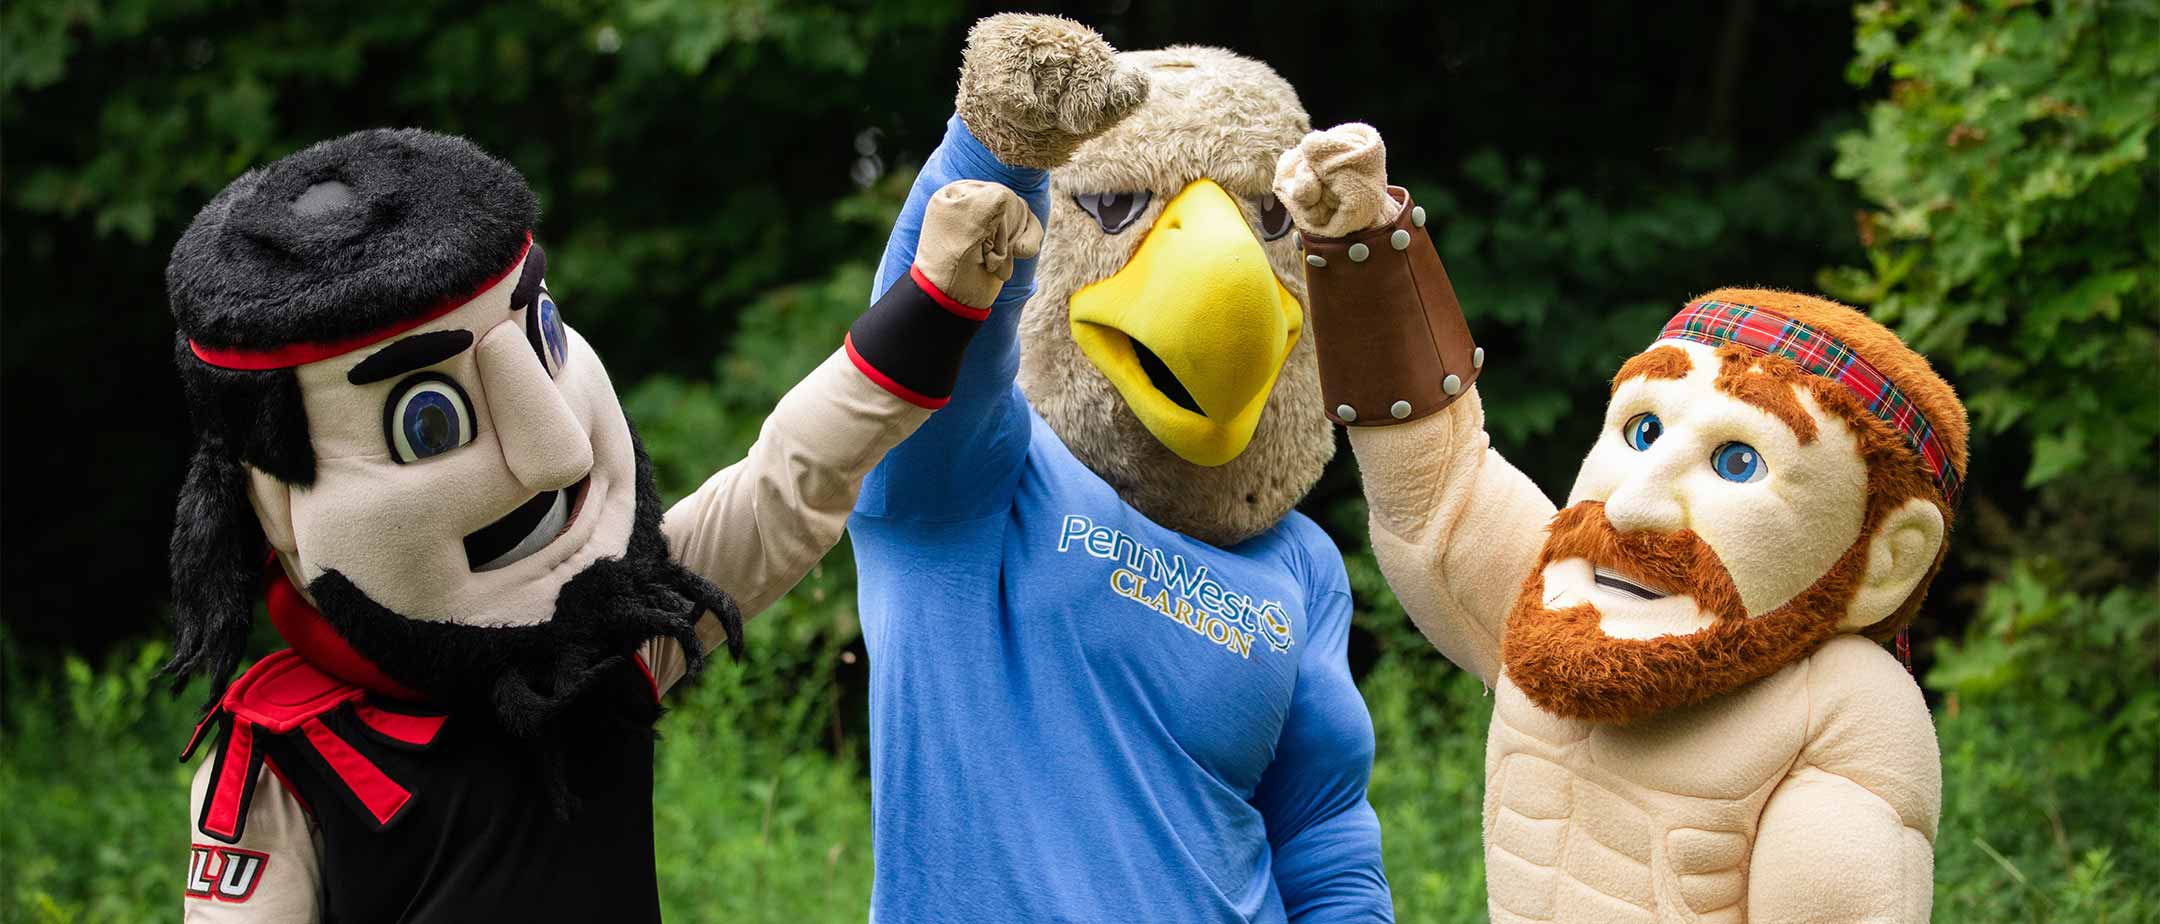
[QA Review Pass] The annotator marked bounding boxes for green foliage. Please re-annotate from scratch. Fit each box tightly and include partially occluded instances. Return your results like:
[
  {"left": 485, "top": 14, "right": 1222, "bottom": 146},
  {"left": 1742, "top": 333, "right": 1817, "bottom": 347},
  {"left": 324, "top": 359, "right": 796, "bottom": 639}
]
[
  {"left": 652, "top": 633, "right": 876, "bottom": 923},
  {"left": 0, "top": 641, "right": 201, "bottom": 923},
  {"left": 0, "top": 0, "right": 959, "bottom": 376},
  {"left": 1929, "top": 559, "right": 2160, "bottom": 923},
  {"left": 1828, "top": 0, "right": 2160, "bottom": 489}
]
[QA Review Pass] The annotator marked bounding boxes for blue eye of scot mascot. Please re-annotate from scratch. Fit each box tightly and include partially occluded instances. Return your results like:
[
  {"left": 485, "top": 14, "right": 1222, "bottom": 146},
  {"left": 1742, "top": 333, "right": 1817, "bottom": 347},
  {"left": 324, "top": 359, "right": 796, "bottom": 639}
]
[{"left": 843, "top": 14, "right": 1391, "bottom": 924}]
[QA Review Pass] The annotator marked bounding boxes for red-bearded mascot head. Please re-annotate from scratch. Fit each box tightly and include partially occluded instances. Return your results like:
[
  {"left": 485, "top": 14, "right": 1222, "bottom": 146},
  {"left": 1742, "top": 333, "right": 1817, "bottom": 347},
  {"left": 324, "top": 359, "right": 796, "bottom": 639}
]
[
  {"left": 1502, "top": 288, "right": 1968, "bottom": 723},
  {"left": 162, "top": 129, "right": 738, "bottom": 737}
]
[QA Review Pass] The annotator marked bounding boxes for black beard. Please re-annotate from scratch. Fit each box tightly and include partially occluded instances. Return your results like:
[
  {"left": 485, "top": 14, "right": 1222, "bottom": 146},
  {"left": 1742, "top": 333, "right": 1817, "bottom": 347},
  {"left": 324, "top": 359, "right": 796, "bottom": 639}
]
[{"left": 305, "top": 425, "right": 742, "bottom": 741}]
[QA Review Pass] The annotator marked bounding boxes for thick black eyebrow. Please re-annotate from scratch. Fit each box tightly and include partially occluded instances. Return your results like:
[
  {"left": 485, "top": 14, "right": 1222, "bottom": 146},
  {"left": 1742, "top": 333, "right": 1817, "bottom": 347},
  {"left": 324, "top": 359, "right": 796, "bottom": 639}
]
[{"left": 347, "top": 329, "right": 476, "bottom": 385}]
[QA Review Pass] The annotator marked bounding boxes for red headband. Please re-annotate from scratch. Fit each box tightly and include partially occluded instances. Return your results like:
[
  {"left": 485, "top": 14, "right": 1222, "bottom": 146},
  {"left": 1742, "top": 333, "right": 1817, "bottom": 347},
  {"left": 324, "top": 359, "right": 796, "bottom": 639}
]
[
  {"left": 1658, "top": 299, "right": 1961, "bottom": 505},
  {"left": 188, "top": 232, "right": 533, "bottom": 371}
]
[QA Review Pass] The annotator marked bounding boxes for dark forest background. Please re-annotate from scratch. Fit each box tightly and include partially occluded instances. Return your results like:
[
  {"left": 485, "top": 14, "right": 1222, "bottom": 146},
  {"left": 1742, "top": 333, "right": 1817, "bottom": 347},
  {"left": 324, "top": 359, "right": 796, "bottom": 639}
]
[{"left": 3, "top": 1, "right": 2154, "bottom": 921}]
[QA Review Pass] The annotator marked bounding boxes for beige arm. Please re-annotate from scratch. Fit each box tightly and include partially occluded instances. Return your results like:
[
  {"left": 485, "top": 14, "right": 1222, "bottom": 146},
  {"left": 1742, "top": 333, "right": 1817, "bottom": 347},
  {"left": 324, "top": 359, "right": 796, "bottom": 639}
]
[
  {"left": 1346, "top": 388, "right": 1553, "bottom": 685},
  {"left": 643, "top": 349, "right": 931, "bottom": 693},
  {"left": 185, "top": 760, "right": 321, "bottom": 923},
  {"left": 1745, "top": 637, "right": 1940, "bottom": 923},
  {"left": 642, "top": 180, "right": 1041, "bottom": 694}
]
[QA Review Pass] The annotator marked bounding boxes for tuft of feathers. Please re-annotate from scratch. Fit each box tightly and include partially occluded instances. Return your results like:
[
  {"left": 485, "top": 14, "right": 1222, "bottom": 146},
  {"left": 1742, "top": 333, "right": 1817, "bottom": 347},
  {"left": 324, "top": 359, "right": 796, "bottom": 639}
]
[
  {"left": 955, "top": 13, "right": 1149, "bottom": 170},
  {"left": 167, "top": 128, "right": 536, "bottom": 354}
]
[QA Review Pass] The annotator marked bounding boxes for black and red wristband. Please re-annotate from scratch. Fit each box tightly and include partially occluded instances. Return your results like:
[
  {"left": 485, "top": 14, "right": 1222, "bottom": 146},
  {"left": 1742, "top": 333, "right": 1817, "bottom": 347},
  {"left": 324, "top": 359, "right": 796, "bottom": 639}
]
[{"left": 846, "top": 265, "right": 988, "bottom": 409}]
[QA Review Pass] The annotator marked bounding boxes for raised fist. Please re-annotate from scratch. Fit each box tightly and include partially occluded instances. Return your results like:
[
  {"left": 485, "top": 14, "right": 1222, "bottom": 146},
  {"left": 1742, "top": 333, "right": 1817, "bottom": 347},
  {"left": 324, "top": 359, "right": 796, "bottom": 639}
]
[
  {"left": 1271, "top": 123, "right": 1403, "bottom": 239},
  {"left": 915, "top": 180, "right": 1045, "bottom": 309},
  {"left": 955, "top": 13, "right": 1150, "bottom": 169}
]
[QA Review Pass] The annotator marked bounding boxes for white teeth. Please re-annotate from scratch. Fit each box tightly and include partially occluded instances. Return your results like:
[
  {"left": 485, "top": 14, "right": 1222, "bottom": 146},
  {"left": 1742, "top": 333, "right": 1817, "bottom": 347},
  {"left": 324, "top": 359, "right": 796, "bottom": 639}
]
[{"left": 475, "top": 490, "right": 569, "bottom": 572}]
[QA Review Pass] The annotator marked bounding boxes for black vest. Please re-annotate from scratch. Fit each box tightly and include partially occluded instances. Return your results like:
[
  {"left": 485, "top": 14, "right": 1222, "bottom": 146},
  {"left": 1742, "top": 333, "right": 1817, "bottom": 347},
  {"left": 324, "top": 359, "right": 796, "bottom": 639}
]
[{"left": 200, "top": 655, "right": 664, "bottom": 923}]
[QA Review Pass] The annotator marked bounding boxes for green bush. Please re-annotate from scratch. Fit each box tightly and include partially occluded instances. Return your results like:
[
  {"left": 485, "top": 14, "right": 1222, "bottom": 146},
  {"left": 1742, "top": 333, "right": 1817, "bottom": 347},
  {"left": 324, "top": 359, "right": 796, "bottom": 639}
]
[
  {"left": 1929, "top": 562, "right": 2160, "bottom": 923},
  {"left": 0, "top": 642, "right": 201, "bottom": 923}
]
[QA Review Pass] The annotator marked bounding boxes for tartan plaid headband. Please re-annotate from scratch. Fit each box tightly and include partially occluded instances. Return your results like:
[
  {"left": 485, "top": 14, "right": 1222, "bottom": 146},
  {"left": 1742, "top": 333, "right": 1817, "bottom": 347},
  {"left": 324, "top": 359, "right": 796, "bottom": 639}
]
[{"left": 1657, "top": 299, "right": 1961, "bottom": 505}]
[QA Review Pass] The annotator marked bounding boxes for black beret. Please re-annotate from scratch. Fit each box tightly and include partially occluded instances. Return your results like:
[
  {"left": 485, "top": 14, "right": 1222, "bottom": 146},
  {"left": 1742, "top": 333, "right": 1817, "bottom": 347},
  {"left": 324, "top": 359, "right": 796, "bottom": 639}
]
[{"left": 167, "top": 128, "right": 537, "bottom": 355}]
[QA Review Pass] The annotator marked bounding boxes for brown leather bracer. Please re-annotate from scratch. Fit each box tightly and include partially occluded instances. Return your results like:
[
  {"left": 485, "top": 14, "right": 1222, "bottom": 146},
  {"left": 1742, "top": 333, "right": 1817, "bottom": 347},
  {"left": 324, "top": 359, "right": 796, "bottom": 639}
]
[{"left": 1299, "top": 187, "right": 1482, "bottom": 427}]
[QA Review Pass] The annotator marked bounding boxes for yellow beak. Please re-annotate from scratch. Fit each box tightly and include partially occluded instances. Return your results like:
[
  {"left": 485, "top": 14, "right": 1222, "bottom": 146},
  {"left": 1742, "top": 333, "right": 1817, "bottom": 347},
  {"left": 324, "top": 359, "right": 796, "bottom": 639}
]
[{"left": 1068, "top": 179, "right": 1303, "bottom": 467}]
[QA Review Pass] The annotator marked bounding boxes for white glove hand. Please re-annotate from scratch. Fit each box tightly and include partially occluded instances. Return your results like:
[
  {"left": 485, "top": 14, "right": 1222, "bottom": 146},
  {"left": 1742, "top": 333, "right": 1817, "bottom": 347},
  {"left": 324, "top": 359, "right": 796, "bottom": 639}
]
[
  {"left": 915, "top": 180, "right": 1044, "bottom": 309},
  {"left": 1271, "top": 123, "right": 1403, "bottom": 238}
]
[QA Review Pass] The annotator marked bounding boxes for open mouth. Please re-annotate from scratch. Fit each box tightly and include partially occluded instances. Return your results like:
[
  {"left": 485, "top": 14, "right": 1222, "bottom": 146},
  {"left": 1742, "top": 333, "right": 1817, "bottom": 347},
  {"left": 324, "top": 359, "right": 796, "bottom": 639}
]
[
  {"left": 1130, "top": 337, "right": 1203, "bottom": 415},
  {"left": 1593, "top": 567, "right": 1671, "bottom": 601},
  {"left": 464, "top": 476, "right": 588, "bottom": 572}
]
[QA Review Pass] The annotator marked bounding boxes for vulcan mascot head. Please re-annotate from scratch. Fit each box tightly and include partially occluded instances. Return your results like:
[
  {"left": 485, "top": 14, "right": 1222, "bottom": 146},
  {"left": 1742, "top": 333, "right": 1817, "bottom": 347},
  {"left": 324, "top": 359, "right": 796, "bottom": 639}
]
[
  {"left": 163, "top": 129, "right": 737, "bottom": 732},
  {"left": 959, "top": 17, "right": 1332, "bottom": 547}
]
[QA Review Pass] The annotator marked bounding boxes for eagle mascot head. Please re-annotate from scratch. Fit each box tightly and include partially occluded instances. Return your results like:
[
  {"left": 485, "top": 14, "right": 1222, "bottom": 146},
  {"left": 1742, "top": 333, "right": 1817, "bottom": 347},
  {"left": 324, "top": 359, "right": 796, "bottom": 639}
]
[{"left": 961, "top": 15, "right": 1330, "bottom": 547}]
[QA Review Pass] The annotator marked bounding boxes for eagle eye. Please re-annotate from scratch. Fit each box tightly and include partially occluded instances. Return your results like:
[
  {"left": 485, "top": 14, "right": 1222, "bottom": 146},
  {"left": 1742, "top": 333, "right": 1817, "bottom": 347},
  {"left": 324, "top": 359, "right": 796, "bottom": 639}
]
[
  {"left": 1255, "top": 193, "right": 1292, "bottom": 241},
  {"left": 1072, "top": 191, "right": 1151, "bottom": 235}
]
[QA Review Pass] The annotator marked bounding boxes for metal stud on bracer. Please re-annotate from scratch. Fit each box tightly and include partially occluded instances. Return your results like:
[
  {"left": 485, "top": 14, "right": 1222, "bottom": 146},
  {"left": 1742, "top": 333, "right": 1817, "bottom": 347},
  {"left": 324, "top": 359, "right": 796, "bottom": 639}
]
[
  {"left": 1390, "top": 230, "right": 1411, "bottom": 251},
  {"left": 1348, "top": 243, "right": 1369, "bottom": 263},
  {"left": 1390, "top": 400, "right": 1411, "bottom": 419},
  {"left": 1335, "top": 404, "right": 1357, "bottom": 422},
  {"left": 1306, "top": 254, "right": 1326, "bottom": 268}
]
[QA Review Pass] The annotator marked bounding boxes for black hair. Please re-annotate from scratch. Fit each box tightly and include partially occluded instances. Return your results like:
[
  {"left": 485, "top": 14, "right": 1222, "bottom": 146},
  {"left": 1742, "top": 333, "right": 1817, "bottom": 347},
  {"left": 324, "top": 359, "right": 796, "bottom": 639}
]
[{"left": 164, "top": 338, "right": 315, "bottom": 708}]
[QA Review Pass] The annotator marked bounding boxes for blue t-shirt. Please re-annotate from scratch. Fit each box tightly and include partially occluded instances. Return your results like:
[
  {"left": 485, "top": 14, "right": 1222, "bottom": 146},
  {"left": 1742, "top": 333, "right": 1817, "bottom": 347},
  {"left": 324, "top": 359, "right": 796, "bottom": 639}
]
[{"left": 850, "top": 116, "right": 1390, "bottom": 924}]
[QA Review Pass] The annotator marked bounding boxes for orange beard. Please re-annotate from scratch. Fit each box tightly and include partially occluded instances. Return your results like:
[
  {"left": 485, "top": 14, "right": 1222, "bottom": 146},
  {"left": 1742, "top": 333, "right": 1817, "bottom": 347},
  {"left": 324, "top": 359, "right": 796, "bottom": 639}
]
[{"left": 1500, "top": 501, "right": 1865, "bottom": 724}]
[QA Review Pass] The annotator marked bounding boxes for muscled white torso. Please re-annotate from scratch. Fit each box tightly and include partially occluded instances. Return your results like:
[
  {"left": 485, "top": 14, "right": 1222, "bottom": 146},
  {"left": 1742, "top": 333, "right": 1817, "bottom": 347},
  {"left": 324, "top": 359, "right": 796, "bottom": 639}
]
[{"left": 1350, "top": 391, "right": 1939, "bottom": 924}]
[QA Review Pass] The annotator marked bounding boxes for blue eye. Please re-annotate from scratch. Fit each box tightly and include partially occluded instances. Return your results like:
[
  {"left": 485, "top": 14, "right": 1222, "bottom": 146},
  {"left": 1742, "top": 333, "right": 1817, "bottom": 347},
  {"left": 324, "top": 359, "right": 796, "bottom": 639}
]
[
  {"left": 385, "top": 374, "right": 475, "bottom": 463},
  {"left": 1624, "top": 413, "right": 1663, "bottom": 451},
  {"left": 527, "top": 289, "right": 569, "bottom": 377},
  {"left": 1712, "top": 442, "right": 1768, "bottom": 483}
]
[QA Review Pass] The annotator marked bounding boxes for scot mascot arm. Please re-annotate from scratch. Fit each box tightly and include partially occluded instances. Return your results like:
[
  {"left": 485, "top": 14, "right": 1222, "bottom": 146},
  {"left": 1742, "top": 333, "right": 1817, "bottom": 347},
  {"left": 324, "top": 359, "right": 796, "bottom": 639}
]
[{"left": 1272, "top": 124, "right": 1552, "bottom": 686}]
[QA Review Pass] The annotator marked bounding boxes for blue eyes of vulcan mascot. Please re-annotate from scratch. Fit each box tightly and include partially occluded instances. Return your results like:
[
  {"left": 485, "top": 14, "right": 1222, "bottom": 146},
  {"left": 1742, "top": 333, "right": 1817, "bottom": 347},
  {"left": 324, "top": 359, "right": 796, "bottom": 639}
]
[
  {"left": 1072, "top": 190, "right": 1295, "bottom": 241},
  {"left": 381, "top": 286, "right": 568, "bottom": 465},
  {"left": 1621, "top": 411, "right": 1770, "bottom": 485},
  {"left": 529, "top": 291, "right": 570, "bottom": 376},
  {"left": 388, "top": 374, "right": 476, "bottom": 462}
]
